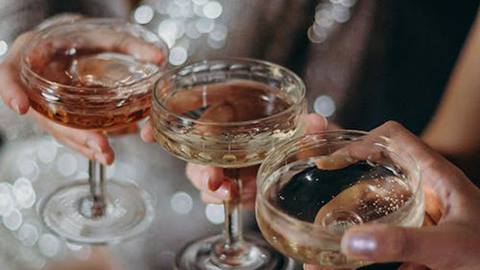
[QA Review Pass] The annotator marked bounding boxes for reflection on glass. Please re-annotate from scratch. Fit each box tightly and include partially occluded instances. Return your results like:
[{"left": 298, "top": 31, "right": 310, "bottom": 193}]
[
  {"left": 256, "top": 131, "right": 424, "bottom": 268},
  {"left": 152, "top": 59, "right": 306, "bottom": 269},
  {"left": 20, "top": 18, "right": 168, "bottom": 244}
]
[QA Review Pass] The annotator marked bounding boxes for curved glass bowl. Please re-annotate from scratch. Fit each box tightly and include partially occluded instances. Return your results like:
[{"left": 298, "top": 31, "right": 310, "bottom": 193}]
[
  {"left": 152, "top": 58, "right": 306, "bottom": 270},
  {"left": 19, "top": 18, "right": 168, "bottom": 244},
  {"left": 21, "top": 18, "right": 168, "bottom": 130},
  {"left": 152, "top": 58, "right": 307, "bottom": 168},
  {"left": 256, "top": 130, "right": 424, "bottom": 269}
]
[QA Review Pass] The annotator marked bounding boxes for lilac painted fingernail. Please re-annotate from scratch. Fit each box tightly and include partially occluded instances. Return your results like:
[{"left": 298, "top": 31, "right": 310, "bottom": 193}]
[{"left": 341, "top": 233, "right": 378, "bottom": 258}]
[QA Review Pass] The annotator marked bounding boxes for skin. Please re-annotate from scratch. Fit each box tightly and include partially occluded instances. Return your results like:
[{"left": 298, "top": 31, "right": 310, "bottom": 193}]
[
  {"left": 0, "top": 31, "right": 115, "bottom": 165},
  {"left": 142, "top": 113, "right": 328, "bottom": 206},
  {"left": 145, "top": 119, "right": 480, "bottom": 270},
  {"left": 3, "top": 15, "right": 480, "bottom": 270},
  {"left": 0, "top": 18, "right": 165, "bottom": 165},
  {"left": 304, "top": 121, "right": 480, "bottom": 270},
  {"left": 421, "top": 13, "right": 480, "bottom": 178}
]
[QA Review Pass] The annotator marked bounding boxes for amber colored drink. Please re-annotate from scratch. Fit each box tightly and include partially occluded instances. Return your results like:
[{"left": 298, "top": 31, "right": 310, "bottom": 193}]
[{"left": 24, "top": 49, "right": 158, "bottom": 129}]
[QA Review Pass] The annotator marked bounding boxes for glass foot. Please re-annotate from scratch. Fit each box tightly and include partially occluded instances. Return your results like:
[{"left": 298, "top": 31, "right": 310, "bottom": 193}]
[
  {"left": 41, "top": 180, "right": 154, "bottom": 244},
  {"left": 175, "top": 234, "right": 296, "bottom": 270}
]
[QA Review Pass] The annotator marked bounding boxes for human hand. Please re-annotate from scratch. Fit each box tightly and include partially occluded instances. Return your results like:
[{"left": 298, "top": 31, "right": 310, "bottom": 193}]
[
  {"left": 1, "top": 17, "right": 165, "bottom": 165},
  {"left": 141, "top": 113, "right": 327, "bottom": 208},
  {"left": 305, "top": 121, "right": 480, "bottom": 270}
]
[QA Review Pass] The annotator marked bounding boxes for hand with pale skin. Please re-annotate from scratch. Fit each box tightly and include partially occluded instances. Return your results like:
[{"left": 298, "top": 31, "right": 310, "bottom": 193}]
[
  {"left": 304, "top": 121, "right": 480, "bottom": 270},
  {"left": 0, "top": 30, "right": 115, "bottom": 165},
  {"left": 0, "top": 16, "right": 165, "bottom": 165},
  {"left": 141, "top": 113, "right": 328, "bottom": 208}
]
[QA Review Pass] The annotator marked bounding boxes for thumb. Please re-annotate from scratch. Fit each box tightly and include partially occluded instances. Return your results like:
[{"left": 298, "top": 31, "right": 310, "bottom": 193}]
[
  {"left": 340, "top": 224, "right": 472, "bottom": 269},
  {"left": 304, "top": 113, "right": 328, "bottom": 134}
]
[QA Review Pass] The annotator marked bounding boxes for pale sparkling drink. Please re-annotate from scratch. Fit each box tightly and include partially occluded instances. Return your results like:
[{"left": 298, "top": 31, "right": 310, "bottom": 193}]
[
  {"left": 20, "top": 18, "right": 168, "bottom": 244},
  {"left": 256, "top": 131, "right": 424, "bottom": 269},
  {"left": 152, "top": 59, "right": 306, "bottom": 270}
]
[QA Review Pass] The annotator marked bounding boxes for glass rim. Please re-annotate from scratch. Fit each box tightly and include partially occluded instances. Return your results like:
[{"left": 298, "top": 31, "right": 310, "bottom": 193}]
[
  {"left": 152, "top": 57, "right": 306, "bottom": 127},
  {"left": 20, "top": 18, "right": 169, "bottom": 91},
  {"left": 256, "top": 129, "right": 422, "bottom": 232}
]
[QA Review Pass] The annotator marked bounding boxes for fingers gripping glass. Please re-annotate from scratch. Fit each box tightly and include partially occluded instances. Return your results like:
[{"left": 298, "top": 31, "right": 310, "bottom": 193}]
[
  {"left": 20, "top": 18, "right": 168, "bottom": 244},
  {"left": 256, "top": 131, "right": 424, "bottom": 268},
  {"left": 152, "top": 59, "right": 306, "bottom": 270}
]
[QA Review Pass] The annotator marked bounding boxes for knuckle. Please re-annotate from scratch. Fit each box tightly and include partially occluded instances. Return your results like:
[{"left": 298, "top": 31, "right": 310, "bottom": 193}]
[
  {"left": 384, "top": 120, "right": 403, "bottom": 131},
  {"left": 390, "top": 227, "right": 413, "bottom": 259}
]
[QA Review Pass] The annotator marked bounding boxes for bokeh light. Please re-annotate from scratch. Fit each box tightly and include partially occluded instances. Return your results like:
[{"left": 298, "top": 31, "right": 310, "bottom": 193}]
[
  {"left": 134, "top": 5, "right": 155, "bottom": 24},
  {"left": 202, "top": 1, "right": 223, "bottom": 19},
  {"left": 314, "top": 95, "right": 336, "bottom": 117},
  {"left": 205, "top": 204, "right": 224, "bottom": 224},
  {"left": 0, "top": 40, "right": 8, "bottom": 56},
  {"left": 38, "top": 233, "right": 60, "bottom": 257},
  {"left": 170, "top": 191, "right": 193, "bottom": 214},
  {"left": 169, "top": 46, "right": 188, "bottom": 66},
  {"left": 56, "top": 153, "right": 77, "bottom": 177}
]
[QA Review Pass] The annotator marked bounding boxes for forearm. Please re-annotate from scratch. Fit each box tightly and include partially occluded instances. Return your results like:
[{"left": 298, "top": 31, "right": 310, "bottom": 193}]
[{"left": 421, "top": 12, "right": 480, "bottom": 172}]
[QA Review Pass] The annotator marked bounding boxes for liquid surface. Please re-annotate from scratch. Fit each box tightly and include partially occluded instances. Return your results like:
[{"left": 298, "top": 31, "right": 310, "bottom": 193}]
[
  {"left": 257, "top": 158, "right": 423, "bottom": 267},
  {"left": 25, "top": 48, "right": 159, "bottom": 129},
  {"left": 31, "top": 48, "right": 158, "bottom": 88},
  {"left": 165, "top": 80, "right": 292, "bottom": 122},
  {"left": 271, "top": 161, "right": 412, "bottom": 224},
  {"left": 153, "top": 80, "right": 301, "bottom": 167}
]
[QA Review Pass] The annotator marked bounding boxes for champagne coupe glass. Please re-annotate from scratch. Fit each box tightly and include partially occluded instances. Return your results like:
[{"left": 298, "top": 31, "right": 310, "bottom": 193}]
[
  {"left": 152, "top": 59, "right": 306, "bottom": 269},
  {"left": 20, "top": 18, "right": 168, "bottom": 244},
  {"left": 256, "top": 131, "right": 424, "bottom": 269}
]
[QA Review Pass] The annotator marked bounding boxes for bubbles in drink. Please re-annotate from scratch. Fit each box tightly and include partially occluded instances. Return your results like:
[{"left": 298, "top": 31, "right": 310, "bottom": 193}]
[
  {"left": 270, "top": 160, "right": 412, "bottom": 224},
  {"left": 153, "top": 80, "right": 301, "bottom": 167},
  {"left": 257, "top": 157, "right": 423, "bottom": 267}
]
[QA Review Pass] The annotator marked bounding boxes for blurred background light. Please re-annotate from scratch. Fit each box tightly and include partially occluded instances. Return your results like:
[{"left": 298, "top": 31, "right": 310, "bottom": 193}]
[
  {"left": 169, "top": 46, "right": 188, "bottom": 65},
  {"left": 0, "top": 41, "right": 8, "bottom": 57},
  {"left": 56, "top": 153, "right": 77, "bottom": 177},
  {"left": 309, "top": 0, "right": 357, "bottom": 43},
  {"left": 36, "top": 141, "right": 57, "bottom": 164},
  {"left": 0, "top": 183, "right": 14, "bottom": 217},
  {"left": 193, "top": 0, "right": 208, "bottom": 5},
  {"left": 13, "top": 177, "right": 35, "bottom": 209},
  {"left": 38, "top": 234, "right": 60, "bottom": 258},
  {"left": 3, "top": 209, "right": 22, "bottom": 231},
  {"left": 202, "top": 1, "right": 222, "bottom": 19},
  {"left": 170, "top": 191, "right": 193, "bottom": 214},
  {"left": 314, "top": 95, "right": 336, "bottom": 117},
  {"left": 205, "top": 204, "right": 224, "bottom": 224},
  {"left": 17, "top": 223, "right": 38, "bottom": 247},
  {"left": 134, "top": 5, "right": 155, "bottom": 24},
  {"left": 17, "top": 159, "right": 39, "bottom": 182}
]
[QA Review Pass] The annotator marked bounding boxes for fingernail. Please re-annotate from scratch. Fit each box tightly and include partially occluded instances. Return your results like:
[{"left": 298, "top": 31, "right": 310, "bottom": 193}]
[
  {"left": 86, "top": 140, "right": 102, "bottom": 153},
  {"left": 214, "top": 184, "right": 230, "bottom": 200},
  {"left": 206, "top": 172, "right": 220, "bottom": 191},
  {"left": 341, "top": 233, "right": 378, "bottom": 258},
  {"left": 201, "top": 172, "right": 212, "bottom": 190},
  {"left": 10, "top": 99, "right": 21, "bottom": 114},
  {"left": 94, "top": 153, "right": 108, "bottom": 165},
  {"left": 322, "top": 115, "right": 328, "bottom": 129}
]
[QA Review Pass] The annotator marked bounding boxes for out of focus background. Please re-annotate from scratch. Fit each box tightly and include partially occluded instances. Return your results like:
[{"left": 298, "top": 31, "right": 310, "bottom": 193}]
[{"left": 0, "top": 0, "right": 478, "bottom": 269}]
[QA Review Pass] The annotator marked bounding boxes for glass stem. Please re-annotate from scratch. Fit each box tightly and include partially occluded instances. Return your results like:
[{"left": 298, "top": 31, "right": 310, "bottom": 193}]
[
  {"left": 223, "top": 168, "right": 243, "bottom": 246},
  {"left": 212, "top": 168, "right": 251, "bottom": 266},
  {"left": 88, "top": 160, "right": 106, "bottom": 217}
]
